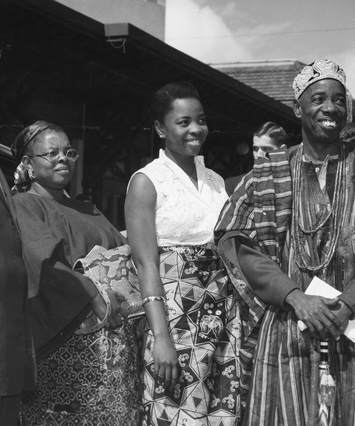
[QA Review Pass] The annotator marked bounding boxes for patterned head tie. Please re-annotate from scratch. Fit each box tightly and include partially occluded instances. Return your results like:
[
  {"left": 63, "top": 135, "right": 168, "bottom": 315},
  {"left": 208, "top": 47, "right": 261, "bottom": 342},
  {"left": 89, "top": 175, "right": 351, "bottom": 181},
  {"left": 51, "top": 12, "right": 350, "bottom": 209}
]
[
  {"left": 293, "top": 59, "right": 352, "bottom": 122},
  {"left": 11, "top": 120, "right": 51, "bottom": 161}
]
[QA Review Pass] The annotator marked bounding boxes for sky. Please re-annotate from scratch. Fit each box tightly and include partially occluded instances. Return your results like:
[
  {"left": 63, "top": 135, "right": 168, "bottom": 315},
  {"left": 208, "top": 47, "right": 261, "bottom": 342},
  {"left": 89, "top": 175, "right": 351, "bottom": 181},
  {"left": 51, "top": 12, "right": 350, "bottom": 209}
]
[{"left": 165, "top": 0, "right": 355, "bottom": 94}]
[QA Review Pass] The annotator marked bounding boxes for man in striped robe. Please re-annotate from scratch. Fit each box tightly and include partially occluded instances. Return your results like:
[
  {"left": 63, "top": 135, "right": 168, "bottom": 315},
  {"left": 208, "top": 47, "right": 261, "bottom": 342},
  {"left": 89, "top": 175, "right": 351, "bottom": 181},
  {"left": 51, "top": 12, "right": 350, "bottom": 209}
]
[{"left": 215, "top": 59, "right": 355, "bottom": 425}]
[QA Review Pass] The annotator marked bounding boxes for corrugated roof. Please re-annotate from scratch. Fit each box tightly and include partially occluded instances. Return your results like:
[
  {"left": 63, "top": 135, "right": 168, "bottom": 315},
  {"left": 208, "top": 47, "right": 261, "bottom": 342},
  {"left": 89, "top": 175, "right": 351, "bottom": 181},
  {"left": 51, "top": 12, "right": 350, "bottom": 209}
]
[{"left": 213, "top": 60, "right": 305, "bottom": 108}]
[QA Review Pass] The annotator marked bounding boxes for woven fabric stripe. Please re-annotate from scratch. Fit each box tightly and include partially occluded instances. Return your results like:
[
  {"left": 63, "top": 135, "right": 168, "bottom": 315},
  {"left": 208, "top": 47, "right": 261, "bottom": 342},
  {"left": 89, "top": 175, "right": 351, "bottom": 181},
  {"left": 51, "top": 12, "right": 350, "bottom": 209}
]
[
  {"left": 214, "top": 149, "right": 293, "bottom": 410},
  {"left": 215, "top": 148, "right": 292, "bottom": 330},
  {"left": 244, "top": 147, "right": 355, "bottom": 425}
]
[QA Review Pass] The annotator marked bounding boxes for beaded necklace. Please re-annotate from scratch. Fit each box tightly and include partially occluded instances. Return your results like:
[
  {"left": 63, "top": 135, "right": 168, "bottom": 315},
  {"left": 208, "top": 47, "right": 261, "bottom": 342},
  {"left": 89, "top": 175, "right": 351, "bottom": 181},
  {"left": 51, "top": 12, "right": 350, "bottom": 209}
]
[{"left": 292, "top": 143, "right": 346, "bottom": 273}]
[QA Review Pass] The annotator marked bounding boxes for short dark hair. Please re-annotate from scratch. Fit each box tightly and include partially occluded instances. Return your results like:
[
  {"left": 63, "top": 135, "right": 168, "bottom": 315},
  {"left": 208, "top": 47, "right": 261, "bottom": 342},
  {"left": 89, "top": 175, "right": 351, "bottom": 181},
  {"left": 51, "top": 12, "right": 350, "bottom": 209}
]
[
  {"left": 254, "top": 121, "right": 287, "bottom": 147},
  {"left": 151, "top": 81, "right": 201, "bottom": 122}
]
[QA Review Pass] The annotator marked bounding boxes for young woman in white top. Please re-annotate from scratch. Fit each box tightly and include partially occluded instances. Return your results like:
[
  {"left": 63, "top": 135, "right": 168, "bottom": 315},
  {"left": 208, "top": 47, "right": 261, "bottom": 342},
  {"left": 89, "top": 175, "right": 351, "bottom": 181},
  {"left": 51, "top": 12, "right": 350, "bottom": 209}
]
[{"left": 125, "top": 82, "right": 241, "bottom": 425}]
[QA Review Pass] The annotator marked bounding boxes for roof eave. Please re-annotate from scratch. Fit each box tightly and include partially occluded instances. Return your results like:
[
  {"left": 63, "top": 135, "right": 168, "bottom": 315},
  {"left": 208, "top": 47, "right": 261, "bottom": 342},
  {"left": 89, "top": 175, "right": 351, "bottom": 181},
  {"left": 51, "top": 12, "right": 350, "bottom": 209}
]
[
  {"left": 105, "top": 23, "right": 297, "bottom": 123},
  {"left": 8, "top": 0, "right": 298, "bottom": 125}
]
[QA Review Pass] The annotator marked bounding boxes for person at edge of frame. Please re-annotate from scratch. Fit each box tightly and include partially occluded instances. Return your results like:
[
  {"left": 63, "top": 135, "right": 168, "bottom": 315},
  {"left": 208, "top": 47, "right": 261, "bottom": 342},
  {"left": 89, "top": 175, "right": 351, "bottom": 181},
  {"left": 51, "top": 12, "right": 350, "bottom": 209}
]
[{"left": 0, "top": 167, "right": 35, "bottom": 425}]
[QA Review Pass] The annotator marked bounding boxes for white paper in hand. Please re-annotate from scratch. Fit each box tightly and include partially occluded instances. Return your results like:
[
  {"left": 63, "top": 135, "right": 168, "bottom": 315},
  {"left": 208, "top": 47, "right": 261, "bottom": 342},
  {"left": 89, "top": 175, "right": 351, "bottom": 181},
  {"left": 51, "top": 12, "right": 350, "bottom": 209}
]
[{"left": 297, "top": 276, "right": 355, "bottom": 343}]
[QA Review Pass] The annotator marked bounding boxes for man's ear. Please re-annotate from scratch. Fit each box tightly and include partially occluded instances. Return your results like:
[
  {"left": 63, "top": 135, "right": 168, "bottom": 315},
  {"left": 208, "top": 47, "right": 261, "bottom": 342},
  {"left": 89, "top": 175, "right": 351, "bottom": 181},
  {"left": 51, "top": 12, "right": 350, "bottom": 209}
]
[
  {"left": 293, "top": 100, "right": 302, "bottom": 119},
  {"left": 154, "top": 120, "right": 166, "bottom": 139}
]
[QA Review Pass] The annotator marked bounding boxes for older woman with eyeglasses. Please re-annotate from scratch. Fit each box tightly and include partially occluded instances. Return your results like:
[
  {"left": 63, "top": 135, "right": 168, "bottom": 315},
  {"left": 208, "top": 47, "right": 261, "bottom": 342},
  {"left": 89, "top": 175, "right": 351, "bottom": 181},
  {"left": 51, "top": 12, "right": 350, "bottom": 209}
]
[{"left": 11, "top": 121, "right": 141, "bottom": 425}]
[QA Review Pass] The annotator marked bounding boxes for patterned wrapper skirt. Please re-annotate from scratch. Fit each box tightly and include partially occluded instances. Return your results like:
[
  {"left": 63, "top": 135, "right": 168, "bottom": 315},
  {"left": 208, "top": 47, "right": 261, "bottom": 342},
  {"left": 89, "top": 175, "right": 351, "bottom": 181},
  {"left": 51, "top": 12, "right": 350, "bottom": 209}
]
[
  {"left": 143, "top": 244, "right": 241, "bottom": 426},
  {"left": 21, "top": 321, "right": 141, "bottom": 425}
]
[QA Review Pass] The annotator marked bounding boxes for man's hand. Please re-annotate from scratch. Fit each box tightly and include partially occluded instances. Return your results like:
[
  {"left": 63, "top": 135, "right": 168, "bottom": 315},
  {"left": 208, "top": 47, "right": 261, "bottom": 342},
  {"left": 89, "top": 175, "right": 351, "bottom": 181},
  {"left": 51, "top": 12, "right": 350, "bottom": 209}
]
[
  {"left": 327, "top": 298, "right": 352, "bottom": 335},
  {"left": 285, "top": 289, "right": 342, "bottom": 340}
]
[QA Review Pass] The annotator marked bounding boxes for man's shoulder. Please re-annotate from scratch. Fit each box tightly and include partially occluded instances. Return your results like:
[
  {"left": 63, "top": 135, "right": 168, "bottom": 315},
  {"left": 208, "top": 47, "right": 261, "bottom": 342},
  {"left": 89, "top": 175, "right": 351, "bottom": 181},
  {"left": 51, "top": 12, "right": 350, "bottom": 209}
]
[
  {"left": 287, "top": 144, "right": 300, "bottom": 158},
  {"left": 270, "top": 144, "right": 299, "bottom": 160}
]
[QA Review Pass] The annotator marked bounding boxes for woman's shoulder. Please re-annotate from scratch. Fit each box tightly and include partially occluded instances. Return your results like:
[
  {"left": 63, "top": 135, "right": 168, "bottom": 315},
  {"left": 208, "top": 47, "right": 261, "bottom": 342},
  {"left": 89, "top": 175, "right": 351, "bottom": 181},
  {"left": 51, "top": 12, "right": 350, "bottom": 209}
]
[
  {"left": 12, "top": 191, "right": 51, "bottom": 223},
  {"left": 13, "top": 191, "right": 44, "bottom": 207},
  {"left": 13, "top": 190, "right": 32, "bottom": 200},
  {"left": 204, "top": 166, "right": 224, "bottom": 179},
  {"left": 202, "top": 165, "right": 225, "bottom": 187},
  {"left": 128, "top": 156, "right": 169, "bottom": 191},
  {"left": 135, "top": 156, "right": 166, "bottom": 176}
]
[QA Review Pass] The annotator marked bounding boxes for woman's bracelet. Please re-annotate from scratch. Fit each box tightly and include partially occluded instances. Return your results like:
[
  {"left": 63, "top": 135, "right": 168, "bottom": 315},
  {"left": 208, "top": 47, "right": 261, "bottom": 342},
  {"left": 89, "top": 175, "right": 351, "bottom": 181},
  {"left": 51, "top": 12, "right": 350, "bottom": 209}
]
[
  {"left": 142, "top": 295, "right": 166, "bottom": 307},
  {"left": 99, "top": 288, "right": 112, "bottom": 326}
]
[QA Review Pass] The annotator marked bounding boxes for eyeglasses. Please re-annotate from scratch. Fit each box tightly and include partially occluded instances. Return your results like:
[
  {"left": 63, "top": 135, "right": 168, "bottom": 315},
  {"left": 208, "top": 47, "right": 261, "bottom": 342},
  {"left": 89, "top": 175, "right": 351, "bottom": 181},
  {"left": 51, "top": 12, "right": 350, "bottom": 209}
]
[{"left": 29, "top": 148, "right": 79, "bottom": 162}]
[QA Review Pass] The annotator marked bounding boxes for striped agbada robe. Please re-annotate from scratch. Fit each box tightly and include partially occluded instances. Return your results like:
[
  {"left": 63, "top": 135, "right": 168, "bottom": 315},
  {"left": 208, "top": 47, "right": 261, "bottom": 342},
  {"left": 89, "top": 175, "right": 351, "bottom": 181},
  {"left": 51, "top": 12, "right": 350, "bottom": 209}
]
[
  {"left": 215, "top": 145, "right": 355, "bottom": 426},
  {"left": 214, "top": 148, "right": 293, "bottom": 413}
]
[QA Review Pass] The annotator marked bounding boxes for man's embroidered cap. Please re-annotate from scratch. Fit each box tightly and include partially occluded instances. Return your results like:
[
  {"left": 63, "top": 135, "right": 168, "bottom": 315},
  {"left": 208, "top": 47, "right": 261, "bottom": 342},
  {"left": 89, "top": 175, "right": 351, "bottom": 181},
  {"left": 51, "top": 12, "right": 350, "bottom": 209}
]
[
  {"left": 293, "top": 59, "right": 352, "bottom": 123},
  {"left": 292, "top": 59, "right": 346, "bottom": 100}
]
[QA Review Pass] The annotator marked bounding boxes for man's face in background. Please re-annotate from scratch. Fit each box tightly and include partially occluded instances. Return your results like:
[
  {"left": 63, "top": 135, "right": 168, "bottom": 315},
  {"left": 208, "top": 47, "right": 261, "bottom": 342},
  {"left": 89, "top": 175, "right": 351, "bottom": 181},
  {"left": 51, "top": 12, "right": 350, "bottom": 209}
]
[{"left": 253, "top": 134, "right": 279, "bottom": 159}]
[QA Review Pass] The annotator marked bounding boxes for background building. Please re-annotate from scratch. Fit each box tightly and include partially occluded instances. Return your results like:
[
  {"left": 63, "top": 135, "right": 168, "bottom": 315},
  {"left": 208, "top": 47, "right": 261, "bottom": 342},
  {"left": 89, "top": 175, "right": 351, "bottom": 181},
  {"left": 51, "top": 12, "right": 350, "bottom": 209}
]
[
  {"left": 0, "top": 0, "right": 300, "bottom": 228},
  {"left": 213, "top": 60, "right": 305, "bottom": 108}
]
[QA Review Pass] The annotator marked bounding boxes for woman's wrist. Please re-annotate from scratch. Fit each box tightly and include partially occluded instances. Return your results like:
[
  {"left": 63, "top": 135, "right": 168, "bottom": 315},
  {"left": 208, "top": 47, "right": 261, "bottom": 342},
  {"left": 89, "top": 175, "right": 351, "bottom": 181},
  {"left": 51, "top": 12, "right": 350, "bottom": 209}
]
[
  {"left": 153, "top": 331, "right": 171, "bottom": 340},
  {"left": 142, "top": 295, "right": 166, "bottom": 306}
]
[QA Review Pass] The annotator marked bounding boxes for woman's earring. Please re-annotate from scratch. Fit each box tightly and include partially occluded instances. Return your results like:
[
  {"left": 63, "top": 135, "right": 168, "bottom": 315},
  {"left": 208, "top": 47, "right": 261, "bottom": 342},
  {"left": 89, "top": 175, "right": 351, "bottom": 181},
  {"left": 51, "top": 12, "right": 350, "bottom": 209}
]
[{"left": 28, "top": 167, "right": 36, "bottom": 181}]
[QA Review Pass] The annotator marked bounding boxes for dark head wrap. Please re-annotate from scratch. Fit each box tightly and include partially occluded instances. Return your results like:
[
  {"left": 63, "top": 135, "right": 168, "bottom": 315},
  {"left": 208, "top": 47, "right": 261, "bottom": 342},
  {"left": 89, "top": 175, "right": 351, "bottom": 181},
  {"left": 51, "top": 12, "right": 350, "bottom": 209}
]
[{"left": 11, "top": 120, "right": 51, "bottom": 161}]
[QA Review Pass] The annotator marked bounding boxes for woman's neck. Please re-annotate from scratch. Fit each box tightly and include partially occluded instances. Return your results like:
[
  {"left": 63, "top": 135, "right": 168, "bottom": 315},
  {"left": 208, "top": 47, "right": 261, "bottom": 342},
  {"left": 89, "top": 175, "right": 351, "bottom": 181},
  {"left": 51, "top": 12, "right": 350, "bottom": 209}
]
[
  {"left": 29, "top": 182, "right": 67, "bottom": 201},
  {"left": 164, "top": 149, "right": 196, "bottom": 175}
]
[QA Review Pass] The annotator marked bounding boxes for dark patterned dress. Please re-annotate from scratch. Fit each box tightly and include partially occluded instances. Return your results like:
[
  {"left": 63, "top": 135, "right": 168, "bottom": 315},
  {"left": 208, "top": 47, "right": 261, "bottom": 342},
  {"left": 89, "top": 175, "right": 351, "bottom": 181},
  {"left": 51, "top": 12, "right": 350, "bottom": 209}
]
[
  {"left": 22, "top": 324, "right": 140, "bottom": 425},
  {"left": 13, "top": 192, "right": 141, "bottom": 425}
]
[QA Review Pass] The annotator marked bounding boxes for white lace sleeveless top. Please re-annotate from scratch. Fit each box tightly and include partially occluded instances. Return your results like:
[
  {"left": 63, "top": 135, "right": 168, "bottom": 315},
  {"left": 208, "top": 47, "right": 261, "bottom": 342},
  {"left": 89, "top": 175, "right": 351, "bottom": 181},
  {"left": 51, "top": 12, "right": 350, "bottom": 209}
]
[{"left": 129, "top": 149, "right": 228, "bottom": 246}]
